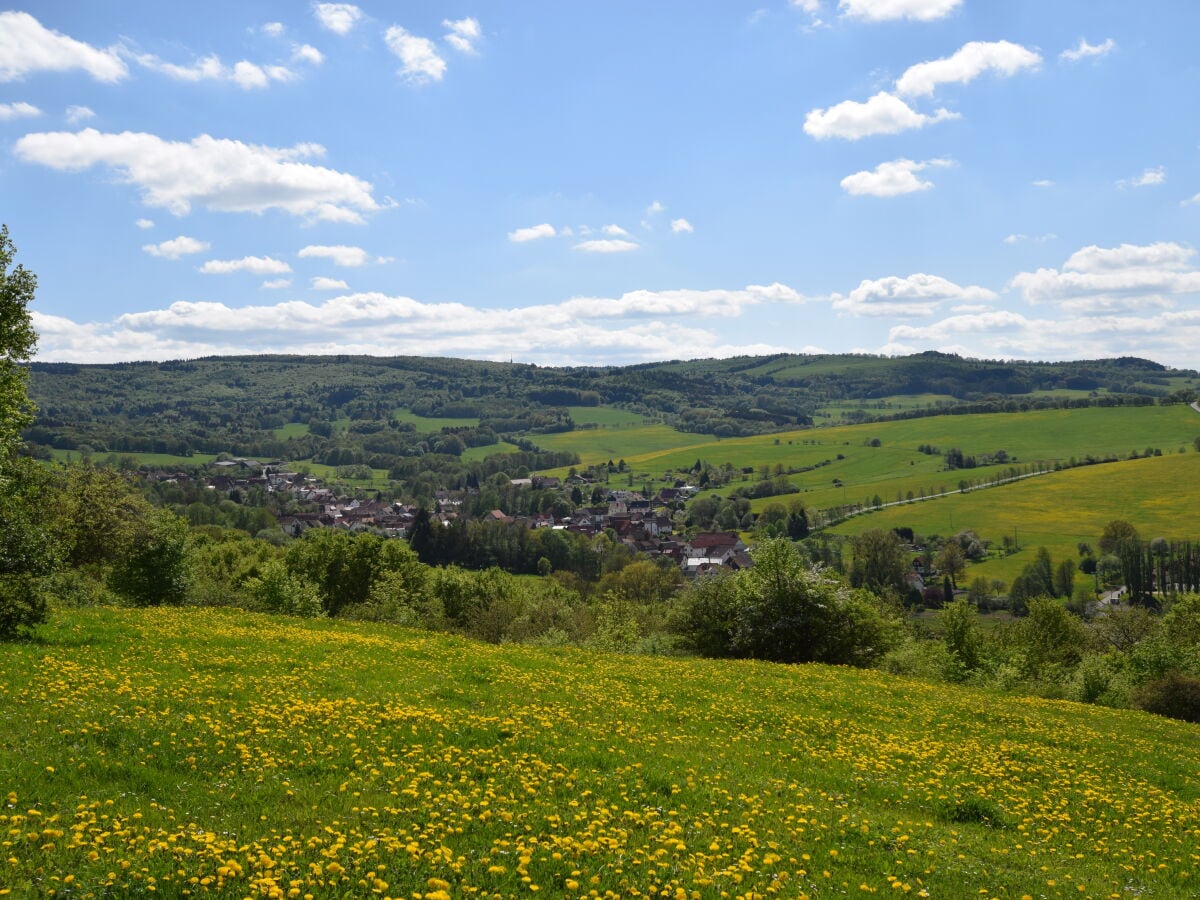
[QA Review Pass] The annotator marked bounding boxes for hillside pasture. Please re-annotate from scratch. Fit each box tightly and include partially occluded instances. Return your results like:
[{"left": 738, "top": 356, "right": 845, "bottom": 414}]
[
  {"left": 829, "top": 451, "right": 1200, "bottom": 585},
  {"left": 3, "top": 606, "right": 1198, "bottom": 899}
]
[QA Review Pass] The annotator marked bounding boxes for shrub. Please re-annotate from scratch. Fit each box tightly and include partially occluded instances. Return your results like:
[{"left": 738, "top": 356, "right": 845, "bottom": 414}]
[{"left": 1132, "top": 672, "right": 1200, "bottom": 723}]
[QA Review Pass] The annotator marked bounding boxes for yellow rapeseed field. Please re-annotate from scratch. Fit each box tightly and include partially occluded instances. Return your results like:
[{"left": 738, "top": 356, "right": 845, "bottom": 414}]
[{"left": 2, "top": 607, "right": 1198, "bottom": 898}]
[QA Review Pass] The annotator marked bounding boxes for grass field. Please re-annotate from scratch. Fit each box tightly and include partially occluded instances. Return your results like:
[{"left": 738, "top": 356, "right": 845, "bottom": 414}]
[
  {"left": 461, "top": 441, "right": 522, "bottom": 462},
  {"left": 303, "top": 461, "right": 394, "bottom": 491},
  {"left": 829, "top": 451, "right": 1200, "bottom": 585},
  {"left": 47, "top": 448, "right": 219, "bottom": 467},
  {"left": 272, "top": 422, "right": 311, "bottom": 440},
  {"left": 566, "top": 405, "right": 650, "bottom": 427},
  {"left": 3, "top": 606, "right": 1198, "bottom": 898}
]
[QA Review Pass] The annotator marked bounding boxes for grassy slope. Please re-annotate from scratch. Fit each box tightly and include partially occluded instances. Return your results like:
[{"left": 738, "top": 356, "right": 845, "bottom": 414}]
[
  {"left": 3, "top": 607, "right": 1198, "bottom": 899},
  {"left": 829, "top": 451, "right": 1200, "bottom": 585}
]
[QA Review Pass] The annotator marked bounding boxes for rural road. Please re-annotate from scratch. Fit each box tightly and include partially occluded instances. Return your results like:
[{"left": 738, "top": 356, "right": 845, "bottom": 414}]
[{"left": 1191, "top": 401, "right": 1200, "bottom": 415}]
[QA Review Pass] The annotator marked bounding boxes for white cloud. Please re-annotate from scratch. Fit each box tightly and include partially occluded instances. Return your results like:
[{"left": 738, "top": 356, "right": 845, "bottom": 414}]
[
  {"left": 1118, "top": 166, "right": 1165, "bottom": 189},
  {"left": 298, "top": 244, "right": 369, "bottom": 266},
  {"left": 1061, "top": 37, "right": 1116, "bottom": 63},
  {"left": 670, "top": 218, "right": 695, "bottom": 234},
  {"left": 312, "top": 276, "right": 349, "bottom": 290},
  {"left": 896, "top": 40, "right": 1042, "bottom": 97},
  {"left": 313, "top": 3, "right": 363, "bottom": 35},
  {"left": 885, "top": 308, "right": 1200, "bottom": 368},
  {"left": 443, "top": 18, "right": 482, "bottom": 55},
  {"left": 1010, "top": 242, "right": 1200, "bottom": 312},
  {"left": 645, "top": 200, "right": 665, "bottom": 216},
  {"left": 65, "top": 104, "right": 94, "bottom": 124},
  {"left": 1032, "top": 179, "right": 1054, "bottom": 188},
  {"left": 0, "top": 101, "right": 40, "bottom": 120},
  {"left": 574, "top": 239, "right": 640, "bottom": 253},
  {"left": 292, "top": 44, "right": 324, "bottom": 66},
  {"left": 142, "top": 235, "right": 210, "bottom": 259},
  {"left": 0, "top": 11, "right": 127, "bottom": 83},
  {"left": 791, "top": 0, "right": 822, "bottom": 11},
  {"left": 1063, "top": 242, "right": 1193, "bottom": 273},
  {"left": 840, "top": 157, "right": 953, "bottom": 197},
  {"left": 804, "top": 92, "right": 957, "bottom": 140},
  {"left": 508, "top": 223, "right": 556, "bottom": 243},
  {"left": 602, "top": 224, "right": 629, "bottom": 236},
  {"left": 200, "top": 256, "right": 292, "bottom": 275},
  {"left": 15, "top": 129, "right": 380, "bottom": 223},
  {"left": 132, "top": 52, "right": 296, "bottom": 89},
  {"left": 261, "top": 278, "right": 291, "bottom": 290},
  {"left": 832, "top": 272, "right": 996, "bottom": 317},
  {"left": 135, "top": 218, "right": 155, "bottom": 229},
  {"left": 838, "top": 0, "right": 962, "bottom": 22},
  {"left": 384, "top": 26, "right": 446, "bottom": 84},
  {"left": 30, "top": 283, "right": 803, "bottom": 365},
  {"left": 1003, "top": 233, "right": 1057, "bottom": 244},
  {"left": 263, "top": 22, "right": 286, "bottom": 38}
]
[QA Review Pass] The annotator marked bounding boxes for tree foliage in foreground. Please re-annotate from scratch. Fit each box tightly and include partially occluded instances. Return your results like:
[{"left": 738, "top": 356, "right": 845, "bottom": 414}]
[{"left": 676, "top": 538, "right": 902, "bottom": 666}]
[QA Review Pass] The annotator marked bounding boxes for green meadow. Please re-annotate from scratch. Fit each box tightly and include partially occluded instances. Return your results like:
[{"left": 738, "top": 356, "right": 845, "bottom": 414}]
[
  {"left": 3, "top": 605, "right": 1198, "bottom": 899},
  {"left": 829, "top": 451, "right": 1200, "bottom": 585}
]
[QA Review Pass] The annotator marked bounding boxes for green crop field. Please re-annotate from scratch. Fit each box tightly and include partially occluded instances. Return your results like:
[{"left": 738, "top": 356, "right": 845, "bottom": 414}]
[
  {"left": 566, "top": 405, "right": 651, "bottom": 427},
  {"left": 461, "top": 441, "right": 522, "bottom": 462},
  {"left": 4, "top": 606, "right": 1198, "bottom": 899},
  {"left": 534, "top": 423, "right": 714, "bottom": 466},
  {"left": 541, "top": 404, "right": 1200, "bottom": 514},
  {"left": 47, "top": 448, "right": 219, "bottom": 467},
  {"left": 272, "top": 422, "right": 311, "bottom": 440},
  {"left": 303, "top": 461, "right": 394, "bottom": 491},
  {"left": 829, "top": 451, "right": 1200, "bottom": 585}
]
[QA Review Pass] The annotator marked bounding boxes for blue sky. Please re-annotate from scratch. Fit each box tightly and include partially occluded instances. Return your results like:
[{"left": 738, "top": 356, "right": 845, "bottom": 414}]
[{"left": 3, "top": 0, "right": 1200, "bottom": 368}]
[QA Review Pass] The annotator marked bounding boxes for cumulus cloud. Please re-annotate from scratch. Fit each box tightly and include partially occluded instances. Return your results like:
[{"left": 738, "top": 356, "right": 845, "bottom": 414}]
[
  {"left": 838, "top": 0, "right": 962, "bottom": 22},
  {"left": 1032, "top": 179, "right": 1054, "bottom": 188},
  {"left": 313, "top": 3, "right": 363, "bottom": 35},
  {"left": 132, "top": 52, "right": 297, "bottom": 89},
  {"left": 645, "top": 200, "right": 665, "bottom": 216},
  {"left": 263, "top": 22, "right": 286, "bottom": 38},
  {"left": 31, "top": 283, "right": 804, "bottom": 365},
  {"left": 574, "top": 239, "right": 640, "bottom": 253},
  {"left": 261, "top": 278, "right": 291, "bottom": 290},
  {"left": 896, "top": 40, "right": 1042, "bottom": 97},
  {"left": 508, "top": 223, "right": 556, "bottom": 243},
  {"left": 1010, "top": 242, "right": 1200, "bottom": 312},
  {"left": 200, "top": 256, "right": 292, "bottom": 275},
  {"left": 602, "top": 224, "right": 629, "bottom": 236},
  {"left": 1061, "top": 38, "right": 1116, "bottom": 63},
  {"left": 65, "top": 104, "right": 94, "bottom": 124},
  {"left": 292, "top": 44, "right": 324, "bottom": 66},
  {"left": 385, "top": 26, "right": 446, "bottom": 84},
  {"left": 142, "top": 235, "right": 210, "bottom": 259},
  {"left": 135, "top": 218, "right": 155, "bottom": 229},
  {"left": 0, "top": 101, "right": 40, "bottom": 120},
  {"left": 832, "top": 272, "right": 996, "bottom": 317},
  {"left": 0, "top": 11, "right": 127, "bottom": 83},
  {"left": 312, "top": 276, "right": 349, "bottom": 290},
  {"left": 885, "top": 308, "right": 1200, "bottom": 368},
  {"left": 804, "top": 92, "right": 957, "bottom": 140},
  {"left": 298, "top": 244, "right": 369, "bottom": 266},
  {"left": 443, "top": 18, "right": 482, "bottom": 54},
  {"left": 1118, "top": 166, "right": 1165, "bottom": 189},
  {"left": 14, "top": 129, "right": 380, "bottom": 223},
  {"left": 671, "top": 218, "right": 695, "bottom": 234},
  {"left": 840, "top": 157, "right": 954, "bottom": 197}
]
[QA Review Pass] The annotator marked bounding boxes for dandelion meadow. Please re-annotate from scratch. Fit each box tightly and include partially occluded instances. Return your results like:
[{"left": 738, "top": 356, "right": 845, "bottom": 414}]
[{"left": 3, "top": 607, "right": 1199, "bottom": 899}]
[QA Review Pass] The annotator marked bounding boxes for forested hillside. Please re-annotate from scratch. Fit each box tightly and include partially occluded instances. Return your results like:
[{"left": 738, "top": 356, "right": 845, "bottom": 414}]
[{"left": 26, "top": 351, "right": 1199, "bottom": 460}]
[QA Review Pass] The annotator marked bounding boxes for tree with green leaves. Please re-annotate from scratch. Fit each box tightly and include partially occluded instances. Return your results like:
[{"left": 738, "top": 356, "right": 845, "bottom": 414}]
[
  {"left": 0, "top": 225, "right": 37, "bottom": 468},
  {"left": 0, "top": 227, "right": 45, "bottom": 637}
]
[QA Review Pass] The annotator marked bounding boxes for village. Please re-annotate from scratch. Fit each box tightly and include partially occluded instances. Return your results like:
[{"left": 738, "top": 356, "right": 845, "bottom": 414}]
[{"left": 178, "top": 457, "right": 759, "bottom": 575}]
